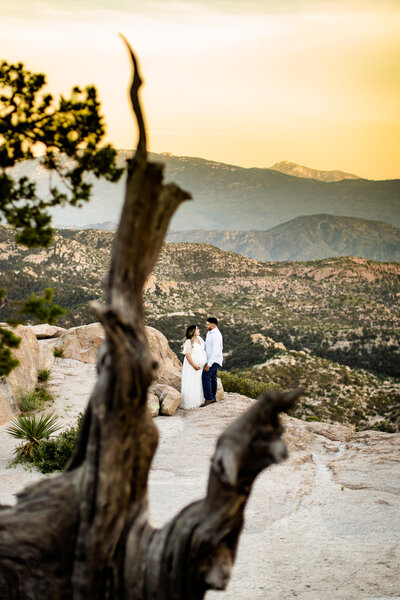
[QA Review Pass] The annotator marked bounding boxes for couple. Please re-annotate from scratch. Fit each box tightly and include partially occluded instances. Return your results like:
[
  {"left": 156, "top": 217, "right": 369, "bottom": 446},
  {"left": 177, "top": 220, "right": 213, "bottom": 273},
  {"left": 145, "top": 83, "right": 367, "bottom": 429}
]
[{"left": 180, "top": 318, "right": 223, "bottom": 410}]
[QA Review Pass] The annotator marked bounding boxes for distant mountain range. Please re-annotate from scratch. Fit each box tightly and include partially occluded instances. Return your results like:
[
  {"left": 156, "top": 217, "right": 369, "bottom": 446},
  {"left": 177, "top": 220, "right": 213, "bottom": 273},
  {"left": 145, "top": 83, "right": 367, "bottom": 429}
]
[
  {"left": 80, "top": 214, "right": 400, "bottom": 263},
  {"left": 269, "top": 161, "right": 360, "bottom": 182},
  {"left": 167, "top": 215, "right": 400, "bottom": 262},
  {"left": 11, "top": 151, "right": 400, "bottom": 230}
]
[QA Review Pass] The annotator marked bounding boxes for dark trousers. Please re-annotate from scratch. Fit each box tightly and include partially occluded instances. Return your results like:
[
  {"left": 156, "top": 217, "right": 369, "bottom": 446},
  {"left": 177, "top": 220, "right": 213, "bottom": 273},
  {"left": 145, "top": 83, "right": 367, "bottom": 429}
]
[{"left": 202, "top": 363, "right": 220, "bottom": 401}]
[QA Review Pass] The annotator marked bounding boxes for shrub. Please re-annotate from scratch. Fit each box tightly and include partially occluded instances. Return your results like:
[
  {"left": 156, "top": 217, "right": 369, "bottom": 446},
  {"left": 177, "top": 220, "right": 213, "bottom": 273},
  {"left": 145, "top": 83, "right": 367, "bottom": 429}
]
[
  {"left": 17, "top": 387, "right": 54, "bottom": 413},
  {"left": 7, "top": 413, "right": 62, "bottom": 460},
  {"left": 219, "top": 371, "right": 270, "bottom": 399},
  {"left": 37, "top": 369, "right": 51, "bottom": 382},
  {"left": 370, "top": 420, "right": 396, "bottom": 434},
  {"left": 53, "top": 347, "right": 64, "bottom": 358},
  {"left": 32, "top": 415, "right": 83, "bottom": 473}
]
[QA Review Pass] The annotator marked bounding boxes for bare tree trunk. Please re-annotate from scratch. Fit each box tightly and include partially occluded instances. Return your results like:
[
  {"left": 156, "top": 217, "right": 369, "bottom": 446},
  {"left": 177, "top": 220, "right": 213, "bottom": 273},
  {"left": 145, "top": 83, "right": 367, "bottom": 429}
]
[{"left": 0, "top": 44, "right": 302, "bottom": 600}]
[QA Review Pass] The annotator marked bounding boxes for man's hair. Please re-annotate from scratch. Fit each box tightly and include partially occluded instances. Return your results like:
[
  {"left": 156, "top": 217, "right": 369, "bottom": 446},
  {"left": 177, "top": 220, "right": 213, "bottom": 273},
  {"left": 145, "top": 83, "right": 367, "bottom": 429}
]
[{"left": 207, "top": 317, "right": 218, "bottom": 326}]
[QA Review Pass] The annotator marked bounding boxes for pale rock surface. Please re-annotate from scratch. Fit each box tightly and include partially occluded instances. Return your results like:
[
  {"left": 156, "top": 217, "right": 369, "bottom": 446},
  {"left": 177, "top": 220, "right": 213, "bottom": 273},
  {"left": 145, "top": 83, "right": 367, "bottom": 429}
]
[
  {"left": 251, "top": 332, "right": 286, "bottom": 352},
  {"left": 0, "top": 381, "right": 14, "bottom": 426},
  {"left": 55, "top": 322, "right": 104, "bottom": 364},
  {"left": 0, "top": 356, "right": 96, "bottom": 506},
  {"left": 159, "top": 386, "right": 182, "bottom": 416},
  {"left": 151, "top": 383, "right": 182, "bottom": 416},
  {"left": 149, "top": 394, "right": 400, "bottom": 600},
  {"left": 147, "top": 393, "right": 160, "bottom": 417},
  {"left": 30, "top": 324, "right": 66, "bottom": 339},
  {"left": 146, "top": 325, "right": 182, "bottom": 390},
  {"left": 37, "top": 338, "right": 58, "bottom": 371},
  {"left": 216, "top": 377, "right": 224, "bottom": 402},
  {"left": 0, "top": 383, "right": 399, "bottom": 598}
]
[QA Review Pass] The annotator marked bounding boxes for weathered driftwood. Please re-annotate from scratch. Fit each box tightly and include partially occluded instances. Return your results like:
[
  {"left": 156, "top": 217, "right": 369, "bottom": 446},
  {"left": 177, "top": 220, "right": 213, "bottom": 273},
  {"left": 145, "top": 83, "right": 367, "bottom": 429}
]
[{"left": 0, "top": 44, "right": 302, "bottom": 600}]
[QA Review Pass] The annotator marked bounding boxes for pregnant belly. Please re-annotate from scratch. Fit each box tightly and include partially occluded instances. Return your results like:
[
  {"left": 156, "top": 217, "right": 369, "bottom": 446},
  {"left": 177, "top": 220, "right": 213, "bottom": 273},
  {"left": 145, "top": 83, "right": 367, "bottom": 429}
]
[{"left": 193, "top": 348, "right": 207, "bottom": 368}]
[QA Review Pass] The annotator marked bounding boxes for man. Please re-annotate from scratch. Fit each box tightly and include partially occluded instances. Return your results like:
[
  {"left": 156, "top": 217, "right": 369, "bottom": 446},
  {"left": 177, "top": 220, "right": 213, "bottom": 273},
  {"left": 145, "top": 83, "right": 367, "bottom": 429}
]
[{"left": 202, "top": 317, "right": 223, "bottom": 406}]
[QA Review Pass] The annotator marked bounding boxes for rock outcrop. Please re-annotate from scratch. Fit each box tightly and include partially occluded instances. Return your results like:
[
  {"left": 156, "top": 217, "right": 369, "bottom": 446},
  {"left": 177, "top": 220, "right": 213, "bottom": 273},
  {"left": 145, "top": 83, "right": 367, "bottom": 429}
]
[
  {"left": 53, "top": 322, "right": 104, "bottom": 364},
  {"left": 1, "top": 322, "right": 224, "bottom": 420},
  {"left": 0, "top": 325, "right": 40, "bottom": 425},
  {"left": 30, "top": 324, "right": 66, "bottom": 339}
]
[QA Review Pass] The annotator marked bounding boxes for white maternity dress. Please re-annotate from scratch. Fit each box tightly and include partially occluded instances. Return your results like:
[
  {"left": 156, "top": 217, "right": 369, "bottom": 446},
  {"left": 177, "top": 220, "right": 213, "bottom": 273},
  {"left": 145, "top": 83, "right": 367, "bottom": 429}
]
[{"left": 180, "top": 338, "right": 207, "bottom": 409}]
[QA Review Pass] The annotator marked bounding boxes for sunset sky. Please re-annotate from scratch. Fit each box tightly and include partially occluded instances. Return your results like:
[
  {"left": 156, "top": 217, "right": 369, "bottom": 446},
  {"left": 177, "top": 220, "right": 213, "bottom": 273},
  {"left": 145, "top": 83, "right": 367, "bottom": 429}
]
[{"left": 1, "top": 0, "right": 399, "bottom": 180}]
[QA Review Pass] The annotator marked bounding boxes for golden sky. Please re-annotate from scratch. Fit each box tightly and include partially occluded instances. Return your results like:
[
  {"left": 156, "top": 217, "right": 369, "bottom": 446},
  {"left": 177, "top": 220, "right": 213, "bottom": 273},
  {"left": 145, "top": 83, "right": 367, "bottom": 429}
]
[{"left": 1, "top": 1, "right": 399, "bottom": 180}]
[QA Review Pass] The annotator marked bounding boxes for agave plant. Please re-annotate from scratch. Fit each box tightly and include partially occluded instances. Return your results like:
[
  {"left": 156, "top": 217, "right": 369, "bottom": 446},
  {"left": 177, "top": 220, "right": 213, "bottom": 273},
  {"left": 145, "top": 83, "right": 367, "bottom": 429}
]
[{"left": 7, "top": 413, "right": 62, "bottom": 459}]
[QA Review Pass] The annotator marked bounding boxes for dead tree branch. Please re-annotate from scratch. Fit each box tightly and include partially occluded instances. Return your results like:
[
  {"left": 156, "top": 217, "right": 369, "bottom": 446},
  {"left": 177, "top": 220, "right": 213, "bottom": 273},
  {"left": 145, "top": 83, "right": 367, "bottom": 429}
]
[{"left": 0, "top": 43, "right": 302, "bottom": 600}]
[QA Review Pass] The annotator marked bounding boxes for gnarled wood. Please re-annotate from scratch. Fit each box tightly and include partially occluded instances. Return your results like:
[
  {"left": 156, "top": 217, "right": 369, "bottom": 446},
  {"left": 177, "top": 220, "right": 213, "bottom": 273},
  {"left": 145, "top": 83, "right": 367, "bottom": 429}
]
[{"left": 0, "top": 43, "right": 302, "bottom": 600}]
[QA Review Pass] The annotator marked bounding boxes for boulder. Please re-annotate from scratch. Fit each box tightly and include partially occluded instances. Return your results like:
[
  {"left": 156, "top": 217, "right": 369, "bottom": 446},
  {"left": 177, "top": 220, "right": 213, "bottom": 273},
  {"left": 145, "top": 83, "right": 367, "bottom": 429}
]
[
  {"left": 0, "top": 325, "right": 40, "bottom": 425},
  {"left": 0, "top": 380, "right": 15, "bottom": 425},
  {"left": 160, "top": 387, "right": 182, "bottom": 416},
  {"left": 152, "top": 383, "right": 182, "bottom": 416},
  {"left": 216, "top": 378, "right": 224, "bottom": 402},
  {"left": 37, "top": 338, "right": 58, "bottom": 371},
  {"left": 147, "top": 392, "right": 160, "bottom": 417},
  {"left": 55, "top": 323, "right": 105, "bottom": 364},
  {"left": 146, "top": 326, "right": 183, "bottom": 391},
  {"left": 303, "top": 419, "right": 355, "bottom": 443},
  {"left": 51, "top": 324, "right": 183, "bottom": 385},
  {"left": 30, "top": 324, "right": 67, "bottom": 339}
]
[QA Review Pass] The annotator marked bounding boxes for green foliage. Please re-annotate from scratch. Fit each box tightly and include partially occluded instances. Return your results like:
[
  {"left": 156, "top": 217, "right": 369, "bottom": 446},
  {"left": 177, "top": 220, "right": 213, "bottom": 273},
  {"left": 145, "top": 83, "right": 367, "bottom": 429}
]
[
  {"left": 31, "top": 414, "right": 83, "bottom": 473},
  {"left": 0, "top": 60, "right": 123, "bottom": 377},
  {"left": 20, "top": 287, "right": 66, "bottom": 324},
  {"left": 7, "top": 412, "right": 61, "bottom": 459},
  {"left": 219, "top": 371, "right": 271, "bottom": 399},
  {"left": 0, "top": 60, "right": 123, "bottom": 247},
  {"left": 17, "top": 386, "right": 53, "bottom": 413},
  {"left": 53, "top": 347, "right": 64, "bottom": 358},
  {"left": 37, "top": 368, "right": 50, "bottom": 382},
  {"left": 222, "top": 351, "right": 400, "bottom": 432},
  {"left": 0, "top": 324, "right": 20, "bottom": 376},
  {"left": 370, "top": 420, "right": 396, "bottom": 433}
]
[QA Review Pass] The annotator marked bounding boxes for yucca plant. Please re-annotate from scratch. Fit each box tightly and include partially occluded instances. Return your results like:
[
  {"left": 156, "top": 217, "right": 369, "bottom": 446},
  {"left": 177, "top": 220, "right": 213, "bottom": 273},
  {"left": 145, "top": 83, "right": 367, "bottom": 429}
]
[{"left": 7, "top": 413, "right": 62, "bottom": 459}]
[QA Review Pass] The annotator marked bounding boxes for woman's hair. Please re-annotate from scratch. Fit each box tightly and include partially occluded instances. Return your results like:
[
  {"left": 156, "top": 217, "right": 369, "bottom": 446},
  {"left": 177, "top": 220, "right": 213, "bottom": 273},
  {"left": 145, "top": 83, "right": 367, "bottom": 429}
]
[{"left": 182, "top": 324, "right": 197, "bottom": 350}]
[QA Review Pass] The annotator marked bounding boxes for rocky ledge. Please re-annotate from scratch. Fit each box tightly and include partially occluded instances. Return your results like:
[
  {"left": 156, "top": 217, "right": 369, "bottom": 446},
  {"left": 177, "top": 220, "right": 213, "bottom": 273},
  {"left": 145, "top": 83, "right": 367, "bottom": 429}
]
[
  {"left": 0, "top": 389, "right": 398, "bottom": 599},
  {"left": 0, "top": 322, "right": 223, "bottom": 424}
]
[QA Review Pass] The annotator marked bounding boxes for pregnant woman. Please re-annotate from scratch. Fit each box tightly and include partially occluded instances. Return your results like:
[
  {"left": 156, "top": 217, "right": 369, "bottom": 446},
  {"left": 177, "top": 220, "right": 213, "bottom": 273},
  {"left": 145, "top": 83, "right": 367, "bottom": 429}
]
[{"left": 180, "top": 324, "right": 207, "bottom": 409}]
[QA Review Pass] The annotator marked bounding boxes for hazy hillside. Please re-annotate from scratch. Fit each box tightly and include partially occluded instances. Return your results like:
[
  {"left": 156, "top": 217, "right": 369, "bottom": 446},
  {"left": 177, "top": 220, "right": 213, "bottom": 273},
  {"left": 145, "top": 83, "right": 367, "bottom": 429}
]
[
  {"left": 10, "top": 152, "right": 400, "bottom": 230},
  {"left": 167, "top": 214, "right": 400, "bottom": 262},
  {"left": 269, "top": 161, "right": 360, "bottom": 182},
  {"left": 157, "top": 153, "right": 400, "bottom": 230}
]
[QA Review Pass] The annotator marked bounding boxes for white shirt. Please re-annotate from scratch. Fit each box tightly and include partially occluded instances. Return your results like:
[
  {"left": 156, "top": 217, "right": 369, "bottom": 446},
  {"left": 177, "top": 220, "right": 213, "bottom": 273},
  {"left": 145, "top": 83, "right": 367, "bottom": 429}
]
[{"left": 205, "top": 327, "right": 223, "bottom": 367}]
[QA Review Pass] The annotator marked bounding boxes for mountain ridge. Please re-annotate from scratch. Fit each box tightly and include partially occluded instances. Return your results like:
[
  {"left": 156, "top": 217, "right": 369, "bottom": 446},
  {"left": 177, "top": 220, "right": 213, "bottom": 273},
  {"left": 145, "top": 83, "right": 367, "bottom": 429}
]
[
  {"left": 167, "top": 214, "right": 400, "bottom": 262},
  {"left": 269, "top": 160, "right": 360, "bottom": 182},
  {"left": 11, "top": 151, "right": 400, "bottom": 230}
]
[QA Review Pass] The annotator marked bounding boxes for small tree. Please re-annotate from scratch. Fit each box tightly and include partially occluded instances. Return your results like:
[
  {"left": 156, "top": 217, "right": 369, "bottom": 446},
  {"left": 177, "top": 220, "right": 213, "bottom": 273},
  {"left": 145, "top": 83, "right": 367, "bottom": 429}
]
[
  {"left": 0, "top": 59, "right": 123, "bottom": 374},
  {"left": 0, "top": 43, "right": 302, "bottom": 599}
]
